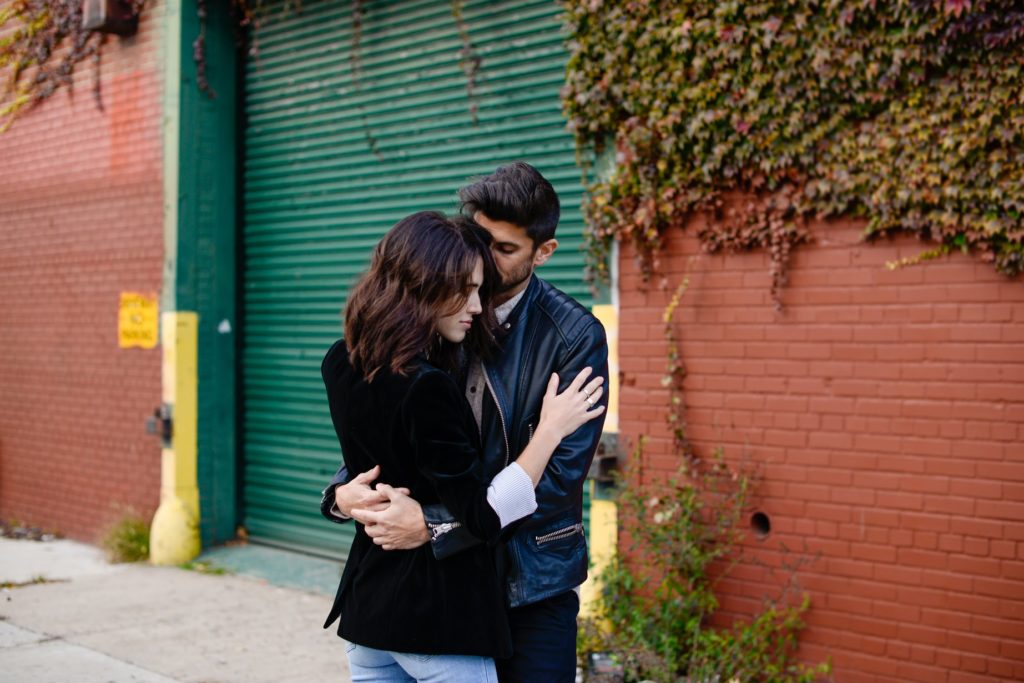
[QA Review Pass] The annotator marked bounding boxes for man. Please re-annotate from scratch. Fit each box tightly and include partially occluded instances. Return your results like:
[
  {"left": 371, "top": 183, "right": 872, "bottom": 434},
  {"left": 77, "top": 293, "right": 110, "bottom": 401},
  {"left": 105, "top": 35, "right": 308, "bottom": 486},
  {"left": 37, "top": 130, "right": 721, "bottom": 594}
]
[{"left": 320, "top": 162, "right": 609, "bottom": 682}]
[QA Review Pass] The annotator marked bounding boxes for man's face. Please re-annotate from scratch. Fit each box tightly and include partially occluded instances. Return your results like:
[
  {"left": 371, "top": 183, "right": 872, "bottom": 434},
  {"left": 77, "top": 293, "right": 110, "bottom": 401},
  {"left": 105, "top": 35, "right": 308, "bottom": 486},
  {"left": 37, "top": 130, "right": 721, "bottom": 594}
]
[{"left": 474, "top": 211, "right": 557, "bottom": 301}]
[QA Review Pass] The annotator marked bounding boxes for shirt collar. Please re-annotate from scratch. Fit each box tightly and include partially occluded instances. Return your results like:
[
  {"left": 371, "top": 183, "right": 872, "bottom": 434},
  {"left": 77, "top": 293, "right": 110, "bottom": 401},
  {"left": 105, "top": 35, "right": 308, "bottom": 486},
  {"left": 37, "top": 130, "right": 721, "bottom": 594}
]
[{"left": 494, "top": 288, "right": 526, "bottom": 326}]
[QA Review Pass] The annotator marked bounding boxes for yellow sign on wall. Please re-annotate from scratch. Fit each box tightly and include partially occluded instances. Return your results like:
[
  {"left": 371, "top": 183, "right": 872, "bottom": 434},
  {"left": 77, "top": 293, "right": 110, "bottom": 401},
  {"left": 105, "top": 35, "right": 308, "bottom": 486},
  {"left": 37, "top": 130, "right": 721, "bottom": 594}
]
[{"left": 118, "top": 292, "right": 159, "bottom": 349}]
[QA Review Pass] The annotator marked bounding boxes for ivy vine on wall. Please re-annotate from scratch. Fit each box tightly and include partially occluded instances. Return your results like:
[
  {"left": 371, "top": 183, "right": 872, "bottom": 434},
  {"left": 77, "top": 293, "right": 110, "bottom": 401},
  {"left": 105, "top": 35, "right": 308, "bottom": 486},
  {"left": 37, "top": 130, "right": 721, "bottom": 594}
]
[
  {"left": 0, "top": 0, "right": 117, "bottom": 130},
  {"left": 1, "top": 0, "right": 480, "bottom": 133},
  {"left": 563, "top": 0, "right": 1024, "bottom": 305}
]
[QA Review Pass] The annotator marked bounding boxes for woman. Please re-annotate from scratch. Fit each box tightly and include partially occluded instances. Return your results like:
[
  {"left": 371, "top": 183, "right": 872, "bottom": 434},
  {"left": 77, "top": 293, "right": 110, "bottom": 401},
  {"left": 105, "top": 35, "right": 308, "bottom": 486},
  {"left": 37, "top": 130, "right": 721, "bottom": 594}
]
[{"left": 321, "top": 211, "right": 604, "bottom": 682}]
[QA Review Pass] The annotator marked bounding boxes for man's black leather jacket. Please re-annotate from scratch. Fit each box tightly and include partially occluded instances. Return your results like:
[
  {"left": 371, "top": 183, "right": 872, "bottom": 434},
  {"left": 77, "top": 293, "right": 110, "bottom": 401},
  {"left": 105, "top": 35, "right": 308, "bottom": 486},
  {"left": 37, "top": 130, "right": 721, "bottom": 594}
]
[{"left": 320, "top": 275, "right": 609, "bottom": 608}]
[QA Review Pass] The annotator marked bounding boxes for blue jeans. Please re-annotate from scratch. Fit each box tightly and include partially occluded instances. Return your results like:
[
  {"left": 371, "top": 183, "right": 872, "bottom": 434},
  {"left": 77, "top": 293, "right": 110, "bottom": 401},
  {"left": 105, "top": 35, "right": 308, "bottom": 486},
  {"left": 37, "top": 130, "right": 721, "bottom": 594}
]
[
  {"left": 345, "top": 642, "right": 498, "bottom": 682},
  {"left": 496, "top": 590, "right": 580, "bottom": 683}
]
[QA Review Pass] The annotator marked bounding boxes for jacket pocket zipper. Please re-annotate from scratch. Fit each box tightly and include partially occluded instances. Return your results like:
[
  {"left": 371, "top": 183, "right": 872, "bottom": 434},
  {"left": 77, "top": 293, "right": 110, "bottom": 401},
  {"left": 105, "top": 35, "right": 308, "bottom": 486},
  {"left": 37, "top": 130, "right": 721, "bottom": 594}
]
[
  {"left": 535, "top": 523, "right": 584, "bottom": 546},
  {"left": 427, "top": 521, "right": 462, "bottom": 541}
]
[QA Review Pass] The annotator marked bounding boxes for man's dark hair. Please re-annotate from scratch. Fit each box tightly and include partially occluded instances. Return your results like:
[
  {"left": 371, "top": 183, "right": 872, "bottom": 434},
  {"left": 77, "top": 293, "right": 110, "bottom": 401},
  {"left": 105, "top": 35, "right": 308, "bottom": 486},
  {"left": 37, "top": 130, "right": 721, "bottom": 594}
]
[{"left": 458, "top": 162, "right": 560, "bottom": 245}]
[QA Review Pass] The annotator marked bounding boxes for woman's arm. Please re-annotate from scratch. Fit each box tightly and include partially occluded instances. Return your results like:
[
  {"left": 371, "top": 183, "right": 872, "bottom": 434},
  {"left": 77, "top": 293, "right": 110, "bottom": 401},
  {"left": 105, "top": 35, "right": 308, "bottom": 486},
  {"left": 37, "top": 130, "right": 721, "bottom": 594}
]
[
  {"left": 510, "top": 367, "right": 605, "bottom": 485},
  {"left": 401, "top": 368, "right": 604, "bottom": 544}
]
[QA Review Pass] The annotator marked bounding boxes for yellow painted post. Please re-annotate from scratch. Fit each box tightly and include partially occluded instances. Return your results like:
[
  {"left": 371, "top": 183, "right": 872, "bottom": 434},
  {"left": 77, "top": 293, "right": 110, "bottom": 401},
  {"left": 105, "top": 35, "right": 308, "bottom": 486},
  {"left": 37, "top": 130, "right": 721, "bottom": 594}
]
[
  {"left": 150, "top": 311, "right": 201, "bottom": 565},
  {"left": 581, "top": 304, "right": 621, "bottom": 617},
  {"left": 592, "top": 305, "right": 619, "bottom": 433},
  {"left": 580, "top": 493, "right": 618, "bottom": 618}
]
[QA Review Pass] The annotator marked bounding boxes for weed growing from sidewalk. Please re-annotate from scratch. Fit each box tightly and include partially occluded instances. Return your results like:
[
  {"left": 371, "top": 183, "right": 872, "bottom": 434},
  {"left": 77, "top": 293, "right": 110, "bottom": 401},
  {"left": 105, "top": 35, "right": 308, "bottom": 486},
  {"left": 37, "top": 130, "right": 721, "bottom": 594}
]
[
  {"left": 99, "top": 508, "right": 150, "bottom": 563},
  {"left": 0, "top": 519, "right": 61, "bottom": 541},
  {"left": 178, "top": 561, "right": 231, "bottom": 576},
  {"left": 1, "top": 575, "right": 68, "bottom": 589}
]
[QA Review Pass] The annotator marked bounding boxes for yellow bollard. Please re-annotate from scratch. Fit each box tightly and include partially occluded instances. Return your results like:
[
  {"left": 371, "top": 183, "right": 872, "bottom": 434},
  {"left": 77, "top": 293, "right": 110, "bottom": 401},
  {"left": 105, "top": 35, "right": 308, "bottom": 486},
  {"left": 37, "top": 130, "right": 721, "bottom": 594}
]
[
  {"left": 150, "top": 312, "right": 201, "bottom": 565},
  {"left": 580, "top": 492, "right": 618, "bottom": 619},
  {"left": 580, "top": 303, "right": 621, "bottom": 619}
]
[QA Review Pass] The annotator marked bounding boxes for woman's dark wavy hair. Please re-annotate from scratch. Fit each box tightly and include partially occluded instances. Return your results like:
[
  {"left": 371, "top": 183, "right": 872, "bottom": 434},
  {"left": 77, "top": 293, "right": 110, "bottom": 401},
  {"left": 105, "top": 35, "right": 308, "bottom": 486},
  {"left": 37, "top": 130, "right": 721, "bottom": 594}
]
[{"left": 345, "top": 211, "right": 498, "bottom": 381}]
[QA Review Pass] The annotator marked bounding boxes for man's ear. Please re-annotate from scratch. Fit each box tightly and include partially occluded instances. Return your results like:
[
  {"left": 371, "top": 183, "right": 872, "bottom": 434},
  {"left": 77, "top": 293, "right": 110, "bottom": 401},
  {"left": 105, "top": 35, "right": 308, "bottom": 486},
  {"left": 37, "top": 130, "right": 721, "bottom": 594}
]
[{"left": 532, "top": 239, "right": 558, "bottom": 267}]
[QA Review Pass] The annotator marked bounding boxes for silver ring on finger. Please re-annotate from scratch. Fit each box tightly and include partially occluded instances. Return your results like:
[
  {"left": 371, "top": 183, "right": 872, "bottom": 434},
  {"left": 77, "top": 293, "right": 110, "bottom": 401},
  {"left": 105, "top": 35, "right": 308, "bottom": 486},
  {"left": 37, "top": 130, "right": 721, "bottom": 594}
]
[{"left": 586, "top": 397, "right": 595, "bottom": 407}]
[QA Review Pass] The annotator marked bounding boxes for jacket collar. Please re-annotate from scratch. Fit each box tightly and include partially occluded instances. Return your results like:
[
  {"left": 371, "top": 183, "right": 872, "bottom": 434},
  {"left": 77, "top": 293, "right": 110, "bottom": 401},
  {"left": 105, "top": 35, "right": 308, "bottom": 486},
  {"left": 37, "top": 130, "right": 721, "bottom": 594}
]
[{"left": 494, "top": 275, "right": 539, "bottom": 341}]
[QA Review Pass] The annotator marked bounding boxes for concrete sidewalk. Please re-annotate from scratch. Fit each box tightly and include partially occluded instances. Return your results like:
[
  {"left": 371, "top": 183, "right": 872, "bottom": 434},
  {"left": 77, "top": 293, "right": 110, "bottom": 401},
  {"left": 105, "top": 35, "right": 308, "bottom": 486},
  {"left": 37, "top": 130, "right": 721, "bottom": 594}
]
[{"left": 0, "top": 537, "right": 347, "bottom": 682}]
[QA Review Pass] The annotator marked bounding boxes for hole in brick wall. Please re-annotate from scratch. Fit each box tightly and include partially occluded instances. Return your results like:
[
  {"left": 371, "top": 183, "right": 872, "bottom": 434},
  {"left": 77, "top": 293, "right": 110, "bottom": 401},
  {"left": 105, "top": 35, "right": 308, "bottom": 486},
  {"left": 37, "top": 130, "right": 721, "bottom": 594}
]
[{"left": 751, "top": 511, "right": 771, "bottom": 539}]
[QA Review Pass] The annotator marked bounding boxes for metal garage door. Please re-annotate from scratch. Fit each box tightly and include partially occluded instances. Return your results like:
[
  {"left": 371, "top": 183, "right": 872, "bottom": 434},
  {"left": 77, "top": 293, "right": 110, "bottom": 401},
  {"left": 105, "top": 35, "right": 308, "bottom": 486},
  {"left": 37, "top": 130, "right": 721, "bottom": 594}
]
[{"left": 242, "top": 0, "right": 593, "bottom": 558}]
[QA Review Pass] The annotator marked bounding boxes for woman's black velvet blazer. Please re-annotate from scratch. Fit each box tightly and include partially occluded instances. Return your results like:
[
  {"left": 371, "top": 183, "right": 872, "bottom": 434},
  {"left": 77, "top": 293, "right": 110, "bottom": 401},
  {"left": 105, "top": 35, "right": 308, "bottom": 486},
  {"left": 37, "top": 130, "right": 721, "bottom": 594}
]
[{"left": 320, "top": 340, "right": 511, "bottom": 658}]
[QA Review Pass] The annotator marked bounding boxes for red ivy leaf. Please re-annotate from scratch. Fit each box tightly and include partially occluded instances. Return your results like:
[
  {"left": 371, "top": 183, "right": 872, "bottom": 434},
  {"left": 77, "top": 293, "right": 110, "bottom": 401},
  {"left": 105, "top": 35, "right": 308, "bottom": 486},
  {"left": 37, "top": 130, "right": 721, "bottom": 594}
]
[{"left": 945, "top": 0, "right": 971, "bottom": 17}]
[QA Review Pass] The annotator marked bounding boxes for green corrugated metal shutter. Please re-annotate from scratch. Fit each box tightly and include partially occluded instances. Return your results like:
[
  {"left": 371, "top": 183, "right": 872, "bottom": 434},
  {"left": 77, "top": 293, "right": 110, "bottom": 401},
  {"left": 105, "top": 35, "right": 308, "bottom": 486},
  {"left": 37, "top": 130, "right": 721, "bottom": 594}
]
[{"left": 242, "top": 0, "right": 592, "bottom": 558}]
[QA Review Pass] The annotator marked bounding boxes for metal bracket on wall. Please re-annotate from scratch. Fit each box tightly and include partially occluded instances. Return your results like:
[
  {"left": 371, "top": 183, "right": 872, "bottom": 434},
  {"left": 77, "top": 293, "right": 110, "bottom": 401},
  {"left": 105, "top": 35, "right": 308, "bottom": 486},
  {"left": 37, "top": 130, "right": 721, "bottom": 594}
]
[
  {"left": 81, "top": 0, "right": 139, "bottom": 36},
  {"left": 145, "top": 403, "right": 173, "bottom": 448},
  {"left": 588, "top": 432, "right": 622, "bottom": 498}
]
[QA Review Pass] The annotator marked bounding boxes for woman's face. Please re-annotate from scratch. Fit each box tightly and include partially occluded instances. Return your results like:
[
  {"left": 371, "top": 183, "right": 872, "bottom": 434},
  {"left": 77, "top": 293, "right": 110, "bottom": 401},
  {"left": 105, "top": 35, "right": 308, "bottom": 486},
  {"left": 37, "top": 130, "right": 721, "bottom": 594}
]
[{"left": 436, "top": 258, "right": 484, "bottom": 344}]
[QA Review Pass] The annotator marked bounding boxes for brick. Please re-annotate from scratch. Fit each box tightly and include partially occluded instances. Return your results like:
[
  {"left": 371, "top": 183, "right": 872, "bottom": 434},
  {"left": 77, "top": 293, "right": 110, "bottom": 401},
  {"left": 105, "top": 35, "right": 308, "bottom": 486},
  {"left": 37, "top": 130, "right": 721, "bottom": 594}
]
[
  {"left": 805, "top": 502, "right": 853, "bottom": 522},
  {"left": 828, "top": 557, "right": 876, "bottom": 580},
  {"left": 897, "top": 622, "right": 948, "bottom": 647},
  {"left": 876, "top": 491, "right": 925, "bottom": 510},
  {"left": 950, "top": 673, "right": 1003, "bottom": 683},
  {"left": 831, "top": 486, "right": 875, "bottom": 505},
  {"left": 923, "top": 494, "right": 976, "bottom": 516},
  {"left": 949, "top": 517, "right": 1003, "bottom": 539},
  {"left": 977, "top": 500, "right": 1024, "bottom": 522},
  {"left": 831, "top": 343, "right": 879, "bottom": 361},
  {"left": 972, "top": 614, "right": 1024, "bottom": 639},
  {"left": 926, "top": 458, "right": 976, "bottom": 477},
  {"left": 947, "top": 591, "right": 1005, "bottom": 617},
  {"left": 919, "top": 607, "right": 972, "bottom": 631},
  {"left": 856, "top": 542, "right": 897, "bottom": 563},
  {"left": 934, "top": 649, "right": 962, "bottom": 670},
  {"left": 899, "top": 475, "right": 951, "bottom": 496},
  {"left": 896, "top": 548, "right": 949, "bottom": 570},
  {"left": 946, "top": 283, "right": 1003, "bottom": 302},
  {"left": 975, "top": 577, "right": 1024, "bottom": 600},
  {"left": 988, "top": 658, "right": 1017, "bottom": 678},
  {"left": 963, "top": 536, "right": 990, "bottom": 556},
  {"left": 942, "top": 557, "right": 999, "bottom": 577},
  {"left": 893, "top": 660, "right": 947, "bottom": 683},
  {"left": 991, "top": 540, "right": 1016, "bottom": 559}
]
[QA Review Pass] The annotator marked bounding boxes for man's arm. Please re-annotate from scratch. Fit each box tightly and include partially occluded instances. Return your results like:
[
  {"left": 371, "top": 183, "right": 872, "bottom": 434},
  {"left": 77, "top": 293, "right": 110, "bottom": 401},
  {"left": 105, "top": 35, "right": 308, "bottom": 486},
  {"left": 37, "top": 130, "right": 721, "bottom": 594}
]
[
  {"left": 319, "top": 463, "right": 352, "bottom": 524},
  {"left": 532, "top": 320, "right": 609, "bottom": 519},
  {"left": 319, "top": 464, "right": 411, "bottom": 526}
]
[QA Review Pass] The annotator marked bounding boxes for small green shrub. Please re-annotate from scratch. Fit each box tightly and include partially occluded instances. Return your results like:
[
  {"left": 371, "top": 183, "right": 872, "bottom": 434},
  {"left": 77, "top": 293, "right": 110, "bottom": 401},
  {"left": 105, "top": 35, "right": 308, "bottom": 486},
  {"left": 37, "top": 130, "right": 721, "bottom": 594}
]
[
  {"left": 99, "top": 509, "right": 150, "bottom": 563},
  {"left": 579, "top": 455, "right": 828, "bottom": 683}
]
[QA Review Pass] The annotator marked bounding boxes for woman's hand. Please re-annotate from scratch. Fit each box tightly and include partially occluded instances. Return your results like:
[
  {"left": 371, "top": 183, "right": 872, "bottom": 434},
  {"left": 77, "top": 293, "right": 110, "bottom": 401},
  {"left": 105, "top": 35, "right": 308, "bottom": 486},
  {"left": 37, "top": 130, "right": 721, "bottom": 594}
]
[{"left": 537, "top": 367, "right": 605, "bottom": 441}]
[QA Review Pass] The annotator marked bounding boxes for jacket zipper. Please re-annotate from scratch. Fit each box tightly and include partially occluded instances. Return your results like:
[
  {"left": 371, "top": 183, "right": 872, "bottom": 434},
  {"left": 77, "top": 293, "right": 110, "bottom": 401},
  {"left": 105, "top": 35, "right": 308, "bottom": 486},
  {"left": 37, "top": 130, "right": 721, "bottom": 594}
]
[
  {"left": 527, "top": 422, "right": 534, "bottom": 443},
  {"left": 482, "top": 365, "right": 511, "bottom": 467},
  {"left": 427, "top": 520, "right": 462, "bottom": 540},
  {"left": 535, "top": 523, "right": 584, "bottom": 546}
]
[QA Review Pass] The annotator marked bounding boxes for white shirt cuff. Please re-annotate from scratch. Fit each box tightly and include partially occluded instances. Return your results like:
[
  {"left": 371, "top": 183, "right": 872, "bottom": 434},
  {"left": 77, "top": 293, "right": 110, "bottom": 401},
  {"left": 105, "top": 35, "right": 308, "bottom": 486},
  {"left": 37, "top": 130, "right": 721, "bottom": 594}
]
[
  {"left": 329, "top": 502, "right": 350, "bottom": 520},
  {"left": 486, "top": 462, "right": 538, "bottom": 528}
]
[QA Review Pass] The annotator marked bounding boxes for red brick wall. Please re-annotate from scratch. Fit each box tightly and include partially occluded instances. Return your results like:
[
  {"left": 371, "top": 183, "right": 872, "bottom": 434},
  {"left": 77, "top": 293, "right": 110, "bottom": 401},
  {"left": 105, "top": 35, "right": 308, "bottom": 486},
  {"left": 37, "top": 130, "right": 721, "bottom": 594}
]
[
  {"left": 618, "top": 214, "right": 1024, "bottom": 682},
  {"left": 0, "top": 15, "right": 163, "bottom": 541}
]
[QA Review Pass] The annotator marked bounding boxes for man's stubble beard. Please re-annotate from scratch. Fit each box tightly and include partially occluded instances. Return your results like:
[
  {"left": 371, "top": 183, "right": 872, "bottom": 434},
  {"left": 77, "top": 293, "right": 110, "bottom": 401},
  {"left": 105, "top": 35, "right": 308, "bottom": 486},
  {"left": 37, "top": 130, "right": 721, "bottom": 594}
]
[{"left": 496, "top": 259, "right": 534, "bottom": 296}]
